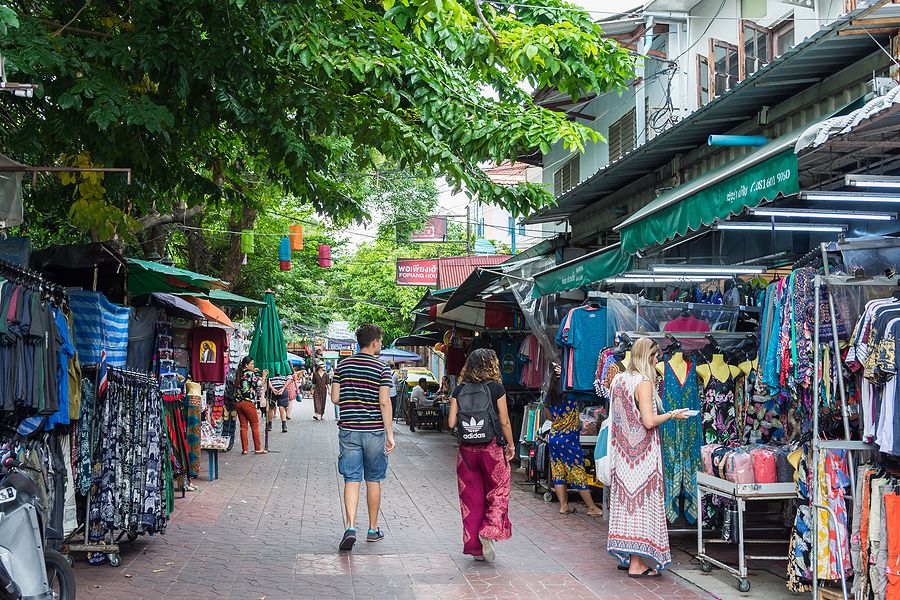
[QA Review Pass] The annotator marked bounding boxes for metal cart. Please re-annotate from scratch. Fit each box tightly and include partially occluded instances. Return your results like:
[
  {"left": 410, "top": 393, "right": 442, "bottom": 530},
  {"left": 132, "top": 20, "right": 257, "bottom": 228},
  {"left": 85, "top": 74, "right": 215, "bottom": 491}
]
[{"left": 695, "top": 473, "right": 797, "bottom": 592}]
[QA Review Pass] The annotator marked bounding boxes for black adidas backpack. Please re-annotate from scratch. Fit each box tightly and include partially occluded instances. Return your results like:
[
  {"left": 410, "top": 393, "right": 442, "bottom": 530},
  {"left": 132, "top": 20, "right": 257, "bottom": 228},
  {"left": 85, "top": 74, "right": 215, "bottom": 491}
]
[{"left": 456, "top": 383, "right": 500, "bottom": 445}]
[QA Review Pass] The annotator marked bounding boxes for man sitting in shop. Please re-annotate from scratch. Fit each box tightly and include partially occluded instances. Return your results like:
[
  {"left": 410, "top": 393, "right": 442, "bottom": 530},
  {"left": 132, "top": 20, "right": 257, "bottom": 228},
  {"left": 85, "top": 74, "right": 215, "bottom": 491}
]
[{"left": 410, "top": 377, "right": 430, "bottom": 406}]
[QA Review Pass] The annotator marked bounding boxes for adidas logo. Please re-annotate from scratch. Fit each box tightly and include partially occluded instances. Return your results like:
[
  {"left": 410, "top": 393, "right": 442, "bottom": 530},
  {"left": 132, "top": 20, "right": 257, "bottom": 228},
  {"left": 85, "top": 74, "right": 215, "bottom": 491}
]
[{"left": 462, "top": 417, "right": 484, "bottom": 433}]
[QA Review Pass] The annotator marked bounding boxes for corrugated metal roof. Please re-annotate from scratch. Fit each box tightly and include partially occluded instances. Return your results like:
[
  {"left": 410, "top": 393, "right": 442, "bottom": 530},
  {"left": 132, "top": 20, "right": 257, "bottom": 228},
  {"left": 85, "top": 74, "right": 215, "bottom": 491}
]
[
  {"left": 524, "top": 1, "right": 900, "bottom": 225},
  {"left": 437, "top": 255, "right": 511, "bottom": 289}
]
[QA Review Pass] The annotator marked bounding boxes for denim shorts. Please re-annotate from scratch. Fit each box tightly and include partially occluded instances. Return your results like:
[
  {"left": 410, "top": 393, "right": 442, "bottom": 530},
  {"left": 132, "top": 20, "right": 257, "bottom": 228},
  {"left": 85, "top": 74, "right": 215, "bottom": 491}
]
[{"left": 338, "top": 429, "right": 388, "bottom": 483}]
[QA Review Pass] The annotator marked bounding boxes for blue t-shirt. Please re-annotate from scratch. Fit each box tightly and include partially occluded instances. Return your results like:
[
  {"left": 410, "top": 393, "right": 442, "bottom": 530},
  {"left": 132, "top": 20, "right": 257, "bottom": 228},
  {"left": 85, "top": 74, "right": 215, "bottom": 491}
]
[{"left": 568, "top": 307, "right": 608, "bottom": 392}]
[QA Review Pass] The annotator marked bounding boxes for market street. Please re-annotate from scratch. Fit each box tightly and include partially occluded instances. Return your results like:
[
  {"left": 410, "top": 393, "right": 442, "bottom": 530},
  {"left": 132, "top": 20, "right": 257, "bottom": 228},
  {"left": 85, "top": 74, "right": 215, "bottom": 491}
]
[{"left": 71, "top": 399, "right": 715, "bottom": 600}]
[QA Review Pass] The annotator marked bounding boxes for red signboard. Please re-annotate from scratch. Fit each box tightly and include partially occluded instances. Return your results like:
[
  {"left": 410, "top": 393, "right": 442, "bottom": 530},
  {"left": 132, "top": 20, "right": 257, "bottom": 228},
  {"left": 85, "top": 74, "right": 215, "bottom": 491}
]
[
  {"left": 396, "top": 258, "right": 439, "bottom": 286},
  {"left": 411, "top": 216, "right": 448, "bottom": 243}
]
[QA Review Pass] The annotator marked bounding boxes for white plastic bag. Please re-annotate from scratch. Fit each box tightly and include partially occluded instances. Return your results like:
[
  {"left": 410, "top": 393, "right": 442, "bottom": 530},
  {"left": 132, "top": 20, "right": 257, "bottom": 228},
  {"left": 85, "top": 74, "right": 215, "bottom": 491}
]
[{"left": 594, "top": 417, "right": 613, "bottom": 486}]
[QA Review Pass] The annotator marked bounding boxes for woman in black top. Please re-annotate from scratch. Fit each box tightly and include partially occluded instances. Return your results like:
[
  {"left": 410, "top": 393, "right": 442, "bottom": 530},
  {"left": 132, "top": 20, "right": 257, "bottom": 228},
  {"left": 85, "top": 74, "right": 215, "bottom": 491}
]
[{"left": 448, "top": 349, "right": 515, "bottom": 562}]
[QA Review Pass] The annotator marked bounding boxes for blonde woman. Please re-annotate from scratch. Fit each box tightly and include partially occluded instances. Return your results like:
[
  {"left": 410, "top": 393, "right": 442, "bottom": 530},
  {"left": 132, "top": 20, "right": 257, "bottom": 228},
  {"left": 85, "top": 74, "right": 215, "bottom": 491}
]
[
  {"left": 448, "top": 349, "right": 515, "bottom": 562},
  {"left": 607, "top": 337, "right": 689, "bottom": 577}
]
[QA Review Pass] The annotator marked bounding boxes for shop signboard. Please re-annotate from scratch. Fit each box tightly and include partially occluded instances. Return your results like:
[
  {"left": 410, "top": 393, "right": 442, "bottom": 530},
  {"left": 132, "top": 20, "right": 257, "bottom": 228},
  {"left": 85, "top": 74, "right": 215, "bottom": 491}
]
[
  {"left": 323, "top": 350, "right": 340, "bottom": 360},
  {"left": 396, "top": 258, "right": 439, "bottom": 286},
  {"left": 410, "top": 216, "right": 447, "bottom": 243}
]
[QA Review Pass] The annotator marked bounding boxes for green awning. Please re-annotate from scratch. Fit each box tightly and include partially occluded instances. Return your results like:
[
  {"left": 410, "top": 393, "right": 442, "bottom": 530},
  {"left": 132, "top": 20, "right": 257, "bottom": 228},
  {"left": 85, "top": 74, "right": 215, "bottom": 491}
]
[
  {"left": 127, "top": 257, "right": 227, "bottom": 295},
  {"left": 616, "top": 146, "right": 800, "bottom": 255},
  {"left": 192, "top": 289, "right": 265, "bottom": 308},
  {"left": 533, "top": 244, "right": 632, "bottom": 297}
]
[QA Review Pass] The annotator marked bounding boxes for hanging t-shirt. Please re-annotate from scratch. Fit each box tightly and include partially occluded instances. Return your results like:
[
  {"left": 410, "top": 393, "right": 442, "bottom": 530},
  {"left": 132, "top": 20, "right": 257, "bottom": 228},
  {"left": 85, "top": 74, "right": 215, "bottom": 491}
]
[
  {"left": 189, "top": 326, "right": 227, "bottom": 383},
  {"left": 498, "top": 340, "right": 521, "bottom": 387},
  {"left": 566, "top": 307, "right": 608, "bottom": 392}
]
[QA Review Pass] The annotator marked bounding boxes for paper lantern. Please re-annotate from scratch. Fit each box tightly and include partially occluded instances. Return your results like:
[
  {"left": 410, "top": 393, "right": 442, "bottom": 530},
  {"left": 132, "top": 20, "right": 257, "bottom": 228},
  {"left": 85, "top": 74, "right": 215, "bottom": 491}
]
[
  {"left": 279, "top": 236, "right": 291, "bottom": 271},
  {"left": 289, "top": 225, "right": 304, "bottom": 251},
  {"left": 241, "top": 231, "right": 255, "bottom": 254},
  {"left": 318, "top": 244, "right": 332, "bottom": 268}
]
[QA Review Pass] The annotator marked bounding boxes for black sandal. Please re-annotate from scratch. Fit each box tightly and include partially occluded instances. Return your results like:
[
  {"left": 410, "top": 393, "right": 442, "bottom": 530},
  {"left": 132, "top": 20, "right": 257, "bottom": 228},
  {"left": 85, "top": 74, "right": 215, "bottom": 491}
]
[{"left": 627, "top": 568, "right": 661, "bottom": 578}]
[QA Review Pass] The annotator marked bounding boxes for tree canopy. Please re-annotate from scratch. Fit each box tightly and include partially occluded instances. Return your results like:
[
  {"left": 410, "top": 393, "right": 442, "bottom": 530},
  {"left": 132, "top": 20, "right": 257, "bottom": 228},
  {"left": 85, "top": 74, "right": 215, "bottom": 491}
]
[{"left": 0, "top": 0, "right": 634, "bottom": 250}]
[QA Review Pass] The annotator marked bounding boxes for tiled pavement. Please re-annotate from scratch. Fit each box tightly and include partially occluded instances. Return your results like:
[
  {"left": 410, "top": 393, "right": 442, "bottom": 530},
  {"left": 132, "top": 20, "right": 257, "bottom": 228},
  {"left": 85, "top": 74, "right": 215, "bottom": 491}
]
[{"left": 71, "top": 400, "right": 715, "bottom": 600}]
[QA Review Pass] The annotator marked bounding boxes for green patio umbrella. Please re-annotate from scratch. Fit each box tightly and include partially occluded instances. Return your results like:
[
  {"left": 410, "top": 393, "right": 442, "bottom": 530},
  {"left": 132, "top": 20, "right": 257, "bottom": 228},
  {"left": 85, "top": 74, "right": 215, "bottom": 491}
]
[{"left": 248, "top": 291, "right": 292, "bottom": 377}]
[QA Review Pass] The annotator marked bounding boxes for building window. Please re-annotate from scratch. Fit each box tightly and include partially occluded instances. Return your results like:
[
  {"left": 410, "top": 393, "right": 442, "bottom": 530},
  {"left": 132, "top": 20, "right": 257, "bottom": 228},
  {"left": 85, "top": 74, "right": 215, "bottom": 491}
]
[
  {"left": 710, "top": 39, "right": 738, "bottom": 97},
  {"left": 553, "top": 156, "right": 580, "bottom": 197},
  {"left": 741, "top": 21, "right": 771, "bottom": 79},
  {"left": 697, "top": 55, "right": 710, "bottom": 106},
  {"left": 477, "top": 218, "right": 485, "bottom": 237},
  {"left": 773, "top": 18, "right": 795, "bottom": 57},
  {"left": 608, "top": 108, "right": 636, "bottom": 162},
  {"left": 518, "top": 222, "right": 525, "bottom": 235}
]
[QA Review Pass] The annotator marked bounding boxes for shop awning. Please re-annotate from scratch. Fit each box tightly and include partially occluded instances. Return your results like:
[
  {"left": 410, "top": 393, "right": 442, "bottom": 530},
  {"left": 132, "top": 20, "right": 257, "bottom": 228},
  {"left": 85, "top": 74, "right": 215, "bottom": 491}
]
[
  {"left": 444, "top": 255, "right": 551, "bottom": 312},
  {"left": 615, "top": 140, "right": 800, "bottom": 255},
  {"left": 393, "top": 333, "right": 443, "bottom": 347},
  {"left": 132, "top": 292, "right": 205, "bottom": 320},
  {"left": 175, "top": 289, "right": 265, "bottom": 308},
  {"left": 126, "top": 257, "right": 227, "bottom": 295},
  {"left": 532, "top": 244, "right": 632, "bottom": 296},
  {"left": 182, "top": 296, "right": 235, "bottom": 328}
]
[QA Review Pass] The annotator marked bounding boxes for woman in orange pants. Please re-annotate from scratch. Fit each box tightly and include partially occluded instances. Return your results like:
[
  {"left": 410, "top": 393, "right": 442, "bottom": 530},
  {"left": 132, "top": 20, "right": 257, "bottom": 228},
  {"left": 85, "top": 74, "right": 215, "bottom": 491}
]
[{"left": 236, "top": 356, "right": 267, "bottom": 454}]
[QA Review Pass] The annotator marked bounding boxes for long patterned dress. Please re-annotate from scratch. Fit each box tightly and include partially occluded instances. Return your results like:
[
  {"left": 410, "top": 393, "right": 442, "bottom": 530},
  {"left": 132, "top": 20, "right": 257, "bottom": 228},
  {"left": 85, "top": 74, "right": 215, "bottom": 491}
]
[
  {"left": 660, "top": 359, "right": 703, "bottom": 524},
  {"left": 548, "top": 395, "right": 589, "bottom": 490},
  {"left": 607, "top": 371, "right": 671, "bottom": 571}
]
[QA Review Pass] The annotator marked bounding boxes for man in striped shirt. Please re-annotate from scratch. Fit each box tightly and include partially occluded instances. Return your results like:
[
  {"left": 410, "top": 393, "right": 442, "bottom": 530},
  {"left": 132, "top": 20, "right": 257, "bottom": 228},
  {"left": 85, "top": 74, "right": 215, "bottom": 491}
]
[{"left": 331, "top": 324, "right": 395, "bottom": 551}]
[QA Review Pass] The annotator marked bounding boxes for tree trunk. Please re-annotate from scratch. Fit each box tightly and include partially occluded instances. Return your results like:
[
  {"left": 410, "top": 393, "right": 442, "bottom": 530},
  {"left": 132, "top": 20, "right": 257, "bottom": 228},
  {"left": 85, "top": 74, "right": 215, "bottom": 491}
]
[
  {"left": 221, "top": 203, "right": 256, "bottom": 289},
  {"left": 185, "top": 212, "right": 209, "bottom": 275}
]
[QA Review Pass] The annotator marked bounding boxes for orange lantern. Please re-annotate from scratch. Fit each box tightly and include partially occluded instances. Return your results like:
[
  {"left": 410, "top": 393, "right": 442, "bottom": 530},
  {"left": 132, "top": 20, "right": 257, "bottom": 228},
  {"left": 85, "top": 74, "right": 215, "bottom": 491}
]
[{"left": 290, "top": 224, "right": 304, "bottom": 251}]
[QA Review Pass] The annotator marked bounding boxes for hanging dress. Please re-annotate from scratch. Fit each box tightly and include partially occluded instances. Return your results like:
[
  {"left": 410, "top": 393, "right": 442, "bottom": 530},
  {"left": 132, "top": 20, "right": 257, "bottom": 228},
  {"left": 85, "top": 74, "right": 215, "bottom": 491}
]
[
  {"left": 547, "top": 394, "right": 589, "bottom": 490},
  {"left": 607, "top": 371, "right": 671, "bottom": 570},
  {"left": 701, "top": 367, "right": 737, "bottom": 444},
  {"left": 660, "top": 359, "right": 703, "bottom": 524}
]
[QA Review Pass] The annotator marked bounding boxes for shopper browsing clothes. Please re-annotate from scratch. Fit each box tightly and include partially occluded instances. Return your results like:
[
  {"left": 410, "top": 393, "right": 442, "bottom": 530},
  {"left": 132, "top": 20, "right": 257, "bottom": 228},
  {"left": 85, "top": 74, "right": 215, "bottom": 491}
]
[
  {"left": 331, "top": 324, "right": 395, "bottom": 551},
  {"left": 607, "top": 338, "right": 689, "bottom": 577},
  {"left": 312, "top": 363, "right": 330, "bottom": 420},
  {"left": 544, "top": 364, "right": 603, "bottom": 516},
  {"left": 236, "top": 356, "right": 268, "bottom": 455},
  {"left": 448, "top": 348, "right": 515, "bottom": 562}
]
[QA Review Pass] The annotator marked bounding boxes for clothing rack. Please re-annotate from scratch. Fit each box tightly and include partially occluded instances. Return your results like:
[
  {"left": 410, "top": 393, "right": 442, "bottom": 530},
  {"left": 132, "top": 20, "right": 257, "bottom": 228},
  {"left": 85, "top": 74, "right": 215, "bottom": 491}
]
[
  {"left": 809, "top": 269, "right": 891, "bottom": 600},
  {"left": 66, "top": 363, "right": 164, "bottom": 567},
  {"left": 637, "top": 299, "right": 761, "bottom": 314},
  {"left": 618, "top": 331, "right": 757, "bottom": 341}
]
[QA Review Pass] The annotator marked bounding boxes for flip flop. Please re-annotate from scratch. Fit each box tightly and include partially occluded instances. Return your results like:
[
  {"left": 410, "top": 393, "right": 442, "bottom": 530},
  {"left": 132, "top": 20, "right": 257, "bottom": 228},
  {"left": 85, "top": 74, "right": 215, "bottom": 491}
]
[
  {"left": 628, "top": 568, "right": 661, "bottom": 578},
  {"left": 617, "top": 565, "right": 629, "bottom": 571},
  {"left": 559, "top": 507, "right": 577, "bottom": 514}
]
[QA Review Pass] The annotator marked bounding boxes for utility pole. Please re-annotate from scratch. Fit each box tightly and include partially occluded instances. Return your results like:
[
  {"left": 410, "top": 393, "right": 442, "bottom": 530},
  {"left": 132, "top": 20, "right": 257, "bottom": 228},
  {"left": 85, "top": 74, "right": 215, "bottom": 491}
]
[{"left": 466, "top": 204, "right": 472, "bottom": 255}]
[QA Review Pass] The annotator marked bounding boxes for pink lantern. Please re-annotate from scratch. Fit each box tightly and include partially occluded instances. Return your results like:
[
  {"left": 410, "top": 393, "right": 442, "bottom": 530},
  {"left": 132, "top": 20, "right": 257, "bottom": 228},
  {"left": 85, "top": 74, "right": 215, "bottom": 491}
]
[{"left": 318, "top": 244, "right": 332, "bottom": 268}]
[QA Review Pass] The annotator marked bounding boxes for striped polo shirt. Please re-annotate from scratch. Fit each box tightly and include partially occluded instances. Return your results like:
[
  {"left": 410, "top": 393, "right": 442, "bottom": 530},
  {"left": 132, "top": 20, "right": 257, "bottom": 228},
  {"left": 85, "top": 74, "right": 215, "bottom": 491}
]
[{"left": 334, "top": 353, "right": 392, "bottom": 431}]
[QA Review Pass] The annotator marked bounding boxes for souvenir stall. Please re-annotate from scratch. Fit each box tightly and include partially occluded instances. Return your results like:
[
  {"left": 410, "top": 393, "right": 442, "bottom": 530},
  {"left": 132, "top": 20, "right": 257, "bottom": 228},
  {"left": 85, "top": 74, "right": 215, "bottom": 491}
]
[{"left": 410, "top": 287, "right": 545, "bottom": 457}]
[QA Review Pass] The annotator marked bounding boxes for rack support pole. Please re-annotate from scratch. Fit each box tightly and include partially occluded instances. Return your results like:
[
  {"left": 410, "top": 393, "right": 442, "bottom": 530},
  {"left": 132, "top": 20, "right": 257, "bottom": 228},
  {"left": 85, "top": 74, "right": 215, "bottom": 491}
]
[
  {"left": 820, "top": 243, "right": 854, "bottom": 447},
  {"left": 812, "top": 278, "right": 821, "bottom": 599}
]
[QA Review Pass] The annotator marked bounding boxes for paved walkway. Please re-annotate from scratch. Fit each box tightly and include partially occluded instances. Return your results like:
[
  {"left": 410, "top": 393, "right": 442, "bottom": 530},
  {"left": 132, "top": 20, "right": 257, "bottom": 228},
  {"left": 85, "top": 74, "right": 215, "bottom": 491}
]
[{"left": 72, "top": 400, "right": 714, "bottom": 600}]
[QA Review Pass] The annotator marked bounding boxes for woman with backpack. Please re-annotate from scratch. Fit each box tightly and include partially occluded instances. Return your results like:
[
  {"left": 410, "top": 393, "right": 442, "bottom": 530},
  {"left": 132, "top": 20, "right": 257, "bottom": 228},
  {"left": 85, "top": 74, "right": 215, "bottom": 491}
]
[
  {"left": 448, "top": 348, "right": 515, "bottom": 562},
  {"left": 543, "top": 364, "right": 603, "bottom": 516}
]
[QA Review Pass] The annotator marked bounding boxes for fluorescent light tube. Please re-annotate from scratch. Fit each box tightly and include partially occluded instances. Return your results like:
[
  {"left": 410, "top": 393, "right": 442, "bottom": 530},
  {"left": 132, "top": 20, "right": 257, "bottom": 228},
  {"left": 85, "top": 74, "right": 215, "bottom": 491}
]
[
  {"left": 845, "top": 175, "right": 900, "bottom": 189},
  {"left": 800, "top": 191, "right": 900, "bottom": 203},
  {"left": 652, "top": 264, "right": 765, "bottom": 275},
  {"left": 716, "top": 222, "right": 846, "bottom": 232},
  {"left": 609, "top": 274, "right": 718, "bottom": 283},
  {"left": 749, "top": 207, "right": 895, "bottom": 221}
]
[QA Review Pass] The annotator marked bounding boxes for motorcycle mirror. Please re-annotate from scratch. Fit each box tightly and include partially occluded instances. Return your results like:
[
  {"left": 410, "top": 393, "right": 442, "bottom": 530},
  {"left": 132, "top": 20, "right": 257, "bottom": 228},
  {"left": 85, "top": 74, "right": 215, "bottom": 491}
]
[{"left": 16, "top": 417, "right": 43, "bottom": 438}]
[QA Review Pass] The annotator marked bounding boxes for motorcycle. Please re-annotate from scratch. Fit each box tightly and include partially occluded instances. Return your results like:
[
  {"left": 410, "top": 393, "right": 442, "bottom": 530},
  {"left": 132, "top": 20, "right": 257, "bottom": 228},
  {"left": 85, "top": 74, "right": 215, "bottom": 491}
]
[{"left": 0, "top": 417, "right": 75, "bottom": 600}]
